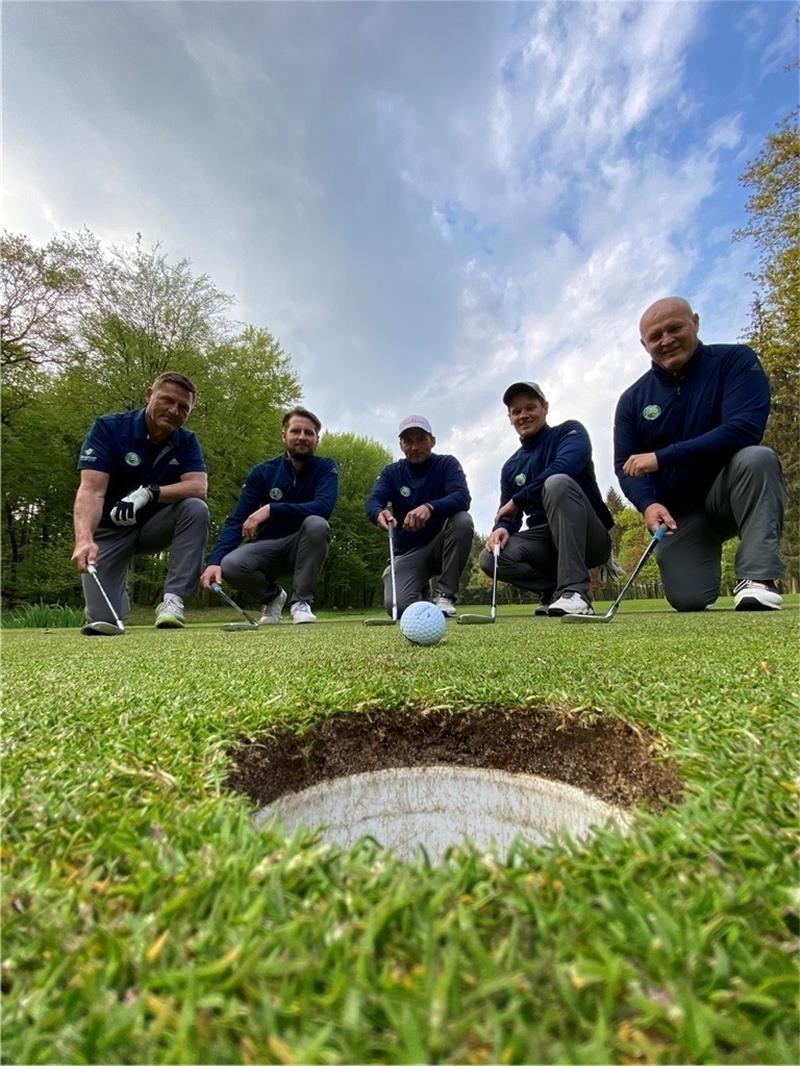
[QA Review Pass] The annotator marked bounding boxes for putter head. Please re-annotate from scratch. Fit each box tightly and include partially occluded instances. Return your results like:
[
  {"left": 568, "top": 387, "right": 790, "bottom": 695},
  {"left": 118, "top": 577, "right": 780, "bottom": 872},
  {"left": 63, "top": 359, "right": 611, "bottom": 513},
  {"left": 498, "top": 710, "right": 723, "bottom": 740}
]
[
  {"left": 221, "top": 621, "right": 259, "bottom": 631},
  {"left": 561, "top": 613, "right": 610, "bottom": 624},
  {"left": 364, "top": 618, "right": 396, "bottom": 626},
  {"left": 81, "top": 620, "right": 124, "bottom": 636},
  {"left": 456, "top": 614, "right": 495, "bottom": 625}
]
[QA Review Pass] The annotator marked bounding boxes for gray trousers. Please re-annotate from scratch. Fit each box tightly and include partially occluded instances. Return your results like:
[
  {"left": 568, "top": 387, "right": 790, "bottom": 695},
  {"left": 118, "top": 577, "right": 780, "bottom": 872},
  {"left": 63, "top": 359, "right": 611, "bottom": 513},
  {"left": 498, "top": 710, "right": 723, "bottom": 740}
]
[
  {"left": 386, "top": 511, "right": 474, "bottom": 616},
  {"left": 221, "top": 515, "right": 331, "bottom": 606},
  {"left": 83, "top": 498, "right": 210, "bottom": 623},
  {"left": 656, "top": 446, "right": 785, "bottom": 612},
  {"left": 479, "top": 474, "right": 611, "bottom": 599}
]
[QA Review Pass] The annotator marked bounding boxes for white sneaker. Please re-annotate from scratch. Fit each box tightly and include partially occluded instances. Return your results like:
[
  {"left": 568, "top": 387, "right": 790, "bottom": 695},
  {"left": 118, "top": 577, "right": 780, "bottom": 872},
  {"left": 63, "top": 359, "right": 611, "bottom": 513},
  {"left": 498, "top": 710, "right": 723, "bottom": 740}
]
[
  {"left": 547, "top": 591, "right": 594, "bottom": 617},
  {"left": 434, "top": 594, "right": 456, "bottom": 618},
  {"left": 258, "top": 588, "right": 287, "bottom": 625},
  {"left": 155, "top": 593, "right": 185, "bottom": 628},
  {"left": 290, "top": 600, "right": 317, "bottom": 624},
  {"left": 733, "top": 580, "right": 782, "bottom": 612}
]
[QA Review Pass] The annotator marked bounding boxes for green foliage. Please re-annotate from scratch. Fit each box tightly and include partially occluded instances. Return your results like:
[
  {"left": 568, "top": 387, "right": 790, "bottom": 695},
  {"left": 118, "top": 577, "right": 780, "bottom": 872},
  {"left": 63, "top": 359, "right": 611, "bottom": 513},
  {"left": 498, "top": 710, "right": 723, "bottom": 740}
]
[
  {"left": 2, "top": 610, "right": 798, "bottom": 1062},
  {"left": 316, "top": 432, "right": 393, "bottom": 608},
  {"left": 735, "top": 107, "right": 800, "bottom": 584},
  {"left": 1, "top": 231, "right": 301, "bottom": 608},
  {"left": 1, "top": 601, "right": 84, "bottom": 628}
]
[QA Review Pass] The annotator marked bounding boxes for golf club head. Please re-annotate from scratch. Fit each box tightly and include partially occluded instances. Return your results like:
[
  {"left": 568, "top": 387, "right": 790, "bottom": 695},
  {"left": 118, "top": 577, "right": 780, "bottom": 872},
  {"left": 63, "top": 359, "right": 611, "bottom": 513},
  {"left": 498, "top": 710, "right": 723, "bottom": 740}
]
[
  {"left": 364, "top": 618, "right": 397, "bottom": 626},
  {"left": 81, "top": 621, "right": 124, "bottom": 636},
  {"left": 561, "top": 613, "right": 611, "bottom": 624},
  {"left": 457, "top": 614, "right": 495, "bottom": 625},
  {"left": 221, "top": 621, "right": 259, "bottom": 631}
]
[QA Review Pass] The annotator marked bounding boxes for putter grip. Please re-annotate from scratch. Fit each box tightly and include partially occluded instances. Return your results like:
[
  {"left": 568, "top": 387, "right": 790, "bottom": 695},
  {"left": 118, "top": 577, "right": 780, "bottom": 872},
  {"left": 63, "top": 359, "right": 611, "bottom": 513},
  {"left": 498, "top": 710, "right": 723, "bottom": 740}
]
[{"left": 653, "top": 524, "right": 668, "bottom": 542}]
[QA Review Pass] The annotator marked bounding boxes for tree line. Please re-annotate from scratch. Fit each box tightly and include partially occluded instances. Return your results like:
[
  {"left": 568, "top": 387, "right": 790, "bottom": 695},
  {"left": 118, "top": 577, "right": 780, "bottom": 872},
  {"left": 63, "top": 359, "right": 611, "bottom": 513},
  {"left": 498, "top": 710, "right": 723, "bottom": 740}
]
[{"left": 2, "top": 106, "right": 795, "bottom": 608}]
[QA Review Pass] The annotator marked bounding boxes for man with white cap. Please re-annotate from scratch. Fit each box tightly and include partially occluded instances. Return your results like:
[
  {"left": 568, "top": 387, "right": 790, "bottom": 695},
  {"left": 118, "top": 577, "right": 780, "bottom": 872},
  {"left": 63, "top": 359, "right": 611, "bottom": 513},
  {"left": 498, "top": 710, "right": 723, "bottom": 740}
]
[
  {"left": 481, "top": 382, "right": 613, "bottom": 616},
  {"left": 365, "top": 415, "right": 473, "bottom": 618}
]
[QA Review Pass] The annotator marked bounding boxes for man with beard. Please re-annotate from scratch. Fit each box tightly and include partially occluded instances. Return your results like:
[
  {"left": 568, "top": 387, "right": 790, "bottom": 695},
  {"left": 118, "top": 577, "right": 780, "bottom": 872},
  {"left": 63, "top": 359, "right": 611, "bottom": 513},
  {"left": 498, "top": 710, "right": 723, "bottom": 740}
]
[{"left": 201, "top": 407, "right": 338, "bottom": 624}]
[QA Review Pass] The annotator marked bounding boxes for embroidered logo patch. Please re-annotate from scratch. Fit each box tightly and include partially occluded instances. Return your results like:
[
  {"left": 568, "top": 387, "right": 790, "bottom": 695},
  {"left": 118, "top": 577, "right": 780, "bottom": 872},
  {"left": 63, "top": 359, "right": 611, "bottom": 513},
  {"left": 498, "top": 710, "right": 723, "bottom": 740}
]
[
  {"left": 642, "top": 405, "right": 661, "bottom": 421},
  {"left": 125, "top": 452, "right": 141, "bottom": 466},
  {"left": 514, "top": 473, "right": 527, "bottom": 486},
  {"left": 400, "top": 486, "right": 411, "bottom": 497},
  {"left": 269, "top": 487, "right": 283, "bottom": 500}
]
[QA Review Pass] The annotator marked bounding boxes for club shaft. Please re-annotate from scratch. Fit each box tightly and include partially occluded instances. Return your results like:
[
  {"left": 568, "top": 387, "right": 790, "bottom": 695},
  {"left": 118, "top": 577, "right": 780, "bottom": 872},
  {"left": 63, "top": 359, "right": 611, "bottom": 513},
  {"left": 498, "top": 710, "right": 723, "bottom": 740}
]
[
  {"left": 87, "top": 565, "right": 123, "bottom": 628},
  {"left": 212, "top": 582, "right": 258, "bottom": 626},
  {"left": 388, "top": 525, "right": 398, "bottom": 622},
  {"left": 490, "top": 545, "right": 499, "bottom": 620},
  {"left": 606, "top": 525, "right": 666, "bottom": 616}
]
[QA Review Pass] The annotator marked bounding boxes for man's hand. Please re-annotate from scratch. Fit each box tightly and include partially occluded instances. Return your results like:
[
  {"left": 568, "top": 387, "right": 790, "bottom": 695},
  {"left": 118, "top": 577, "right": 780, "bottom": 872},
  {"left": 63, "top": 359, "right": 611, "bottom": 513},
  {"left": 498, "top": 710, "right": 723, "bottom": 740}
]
[
  {"left": 495, "top": 499, "right": 520, "bottom": 523},
  {"left": 643, "top": 503, "right": 676, "bottom": 534},
  {"left": 243, "top": 505, "right": 270, "bottom": 540},
  {"left": 623, "top": 452, "right": 659, "bottom": 477},
  {"left": 200, "top": 565, "right": 223, "bottom": 590},
  {"left": 110, "top": 485, "right": 153, "bottom": 526},
  {"left": 485, "top": 528, "right": 509, "bottom": 552},
  {"left": 403, "top": 504, "right": 432, "bottom": 532},
  {"left": 71, "top": 539, "right": 98, "bottom": 572},
  {"left": 376, "top": 509, "right": 397, "bottom": 532}
]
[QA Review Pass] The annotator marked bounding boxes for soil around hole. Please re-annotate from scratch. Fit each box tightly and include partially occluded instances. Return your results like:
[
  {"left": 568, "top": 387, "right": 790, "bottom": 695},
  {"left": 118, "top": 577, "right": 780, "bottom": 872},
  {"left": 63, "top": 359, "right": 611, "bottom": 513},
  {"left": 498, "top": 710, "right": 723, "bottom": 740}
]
[{"left": 227, "top": 706, "right": 682, "bottom": 811}]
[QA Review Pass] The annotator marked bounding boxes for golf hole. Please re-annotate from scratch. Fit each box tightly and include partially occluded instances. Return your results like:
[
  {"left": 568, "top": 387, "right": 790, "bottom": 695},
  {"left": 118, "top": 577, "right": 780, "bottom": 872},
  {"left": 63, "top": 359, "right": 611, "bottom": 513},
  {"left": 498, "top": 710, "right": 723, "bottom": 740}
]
[{"left": 229, "top": 706, "right": 682, "bottom": 860}]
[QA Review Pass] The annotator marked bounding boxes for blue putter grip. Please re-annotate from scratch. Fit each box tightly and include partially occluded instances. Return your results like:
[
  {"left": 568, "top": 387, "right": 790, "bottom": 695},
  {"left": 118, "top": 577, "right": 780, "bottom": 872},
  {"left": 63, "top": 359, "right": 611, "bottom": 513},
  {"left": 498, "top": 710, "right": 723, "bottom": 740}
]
[
  {"left": 211, "top": 582, "right": 222, "bottom": 592},
  {"left": 653, "top": 524, "right": 667, "bottom": 542}
]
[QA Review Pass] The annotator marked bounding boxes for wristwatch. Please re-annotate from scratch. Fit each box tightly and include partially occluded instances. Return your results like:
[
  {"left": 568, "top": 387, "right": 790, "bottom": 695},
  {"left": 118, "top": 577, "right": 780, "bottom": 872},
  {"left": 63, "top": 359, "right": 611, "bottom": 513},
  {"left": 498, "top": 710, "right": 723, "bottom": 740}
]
[{"left": 147, "top": 484, "right": 162, "bottom": 502}]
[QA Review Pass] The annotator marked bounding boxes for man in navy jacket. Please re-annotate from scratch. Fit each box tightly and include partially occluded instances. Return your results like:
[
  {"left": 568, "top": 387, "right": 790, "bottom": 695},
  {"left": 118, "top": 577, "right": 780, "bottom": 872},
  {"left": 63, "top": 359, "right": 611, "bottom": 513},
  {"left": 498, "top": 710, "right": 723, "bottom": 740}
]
[
  {"left": 614, "top": 296, "right": 785, "bottom": 611},
  {"left": 365, "top": 415, "right": 473, "bottom": 618},
  {"left": 71, "top": 372, "right": 210, "bottom": 634},
  {"left": 201, "top": 407, "right": 337, "bottom": 624},
  {"left": 481, "top": 382, "right": 613, "bottom": 616}
]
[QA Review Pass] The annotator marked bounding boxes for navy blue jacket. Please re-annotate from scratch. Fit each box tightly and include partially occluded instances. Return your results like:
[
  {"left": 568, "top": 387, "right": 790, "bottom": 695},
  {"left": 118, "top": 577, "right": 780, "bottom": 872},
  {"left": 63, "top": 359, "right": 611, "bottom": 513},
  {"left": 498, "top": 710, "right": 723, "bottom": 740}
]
[
  {"left": 208, "top": 454, "right": 338, "bottom": 565},
  {"left": 614, "top": 342, "right": 770, "bottom": 514},
  {"left": 77, "top": 409, "right": 206, "bottom": 528},
  {"left": 495, "top": 421, "right": 613, "bottom": 534},
  {"left": 365, "top": 454, "right": 471, "bottom": 555}
]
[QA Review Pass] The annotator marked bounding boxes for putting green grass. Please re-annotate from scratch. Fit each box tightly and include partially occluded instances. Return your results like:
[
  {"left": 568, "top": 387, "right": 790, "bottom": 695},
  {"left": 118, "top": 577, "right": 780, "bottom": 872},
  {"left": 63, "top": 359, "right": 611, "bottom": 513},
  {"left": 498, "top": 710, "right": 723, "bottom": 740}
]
[{"left": 3, "top": 605, "right": 798, "bottom": 1063}]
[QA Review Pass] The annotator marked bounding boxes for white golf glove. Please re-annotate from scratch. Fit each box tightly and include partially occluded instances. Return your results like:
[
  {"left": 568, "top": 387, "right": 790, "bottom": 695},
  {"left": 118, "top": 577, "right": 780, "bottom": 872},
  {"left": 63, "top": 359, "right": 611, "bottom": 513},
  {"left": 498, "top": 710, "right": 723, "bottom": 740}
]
[{"left": 110, "top": 485, "right": 153, "bottom": 526}]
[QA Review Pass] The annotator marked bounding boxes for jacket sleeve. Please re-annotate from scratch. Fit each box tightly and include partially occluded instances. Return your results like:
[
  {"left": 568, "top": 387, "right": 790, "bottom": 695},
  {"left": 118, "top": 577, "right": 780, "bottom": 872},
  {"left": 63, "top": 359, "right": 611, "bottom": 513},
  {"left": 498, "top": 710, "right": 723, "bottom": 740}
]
[
  {"left": 270, "top": 460, "right": 339, "bottom": 522},
  {"left": 206, "top": 467, "right": 263, "bottom": 564},
  {"left": 511, "top": 423, "right": 592, "bottom": 510},
  {"left": 655, "top": 347, "right": 770, "bottom": 469},
  {"left": 365, "top": 466, "right": 394, "bottom": 524},
  {"left": 614, "top": 395, "right": 660, "bottom": 513},
  {"left": 428, "top": 456, "right": 471, "bottom": 516}
]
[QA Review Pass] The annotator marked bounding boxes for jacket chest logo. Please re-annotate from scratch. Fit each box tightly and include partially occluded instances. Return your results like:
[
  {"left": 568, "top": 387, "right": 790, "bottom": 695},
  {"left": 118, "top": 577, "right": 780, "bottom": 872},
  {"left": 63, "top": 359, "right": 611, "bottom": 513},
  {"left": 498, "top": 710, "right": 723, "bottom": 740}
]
[
  {"left": 642, "top": 404, "right": 662, "bottom": 421},
  {"left": 400, "top": 486, "right": 412, "bottom": 497},
  {"left": 125, "top": 452, "right": 141, "bottom": 466},
  {"left": 270, "top": 487, "right": 283, "bottom": 500},
  {"left": 514, "top": 473, "right": 527, "bottom": 486}
]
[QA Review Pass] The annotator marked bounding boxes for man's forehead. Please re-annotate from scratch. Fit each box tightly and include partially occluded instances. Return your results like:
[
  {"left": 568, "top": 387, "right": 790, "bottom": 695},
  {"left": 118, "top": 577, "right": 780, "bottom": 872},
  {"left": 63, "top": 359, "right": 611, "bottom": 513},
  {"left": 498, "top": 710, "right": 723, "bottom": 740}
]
[
  {"left": 285, "top": 416, "right": 317, "bottom": 432},
  {"left": 641, "top": 299, "right": 694, "bottom": 331}
]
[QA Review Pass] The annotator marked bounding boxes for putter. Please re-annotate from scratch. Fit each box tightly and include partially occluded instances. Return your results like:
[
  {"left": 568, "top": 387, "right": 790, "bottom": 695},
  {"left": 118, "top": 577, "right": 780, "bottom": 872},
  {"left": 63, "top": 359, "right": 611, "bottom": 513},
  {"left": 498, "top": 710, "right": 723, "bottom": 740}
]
[
  {"left": 458, "top": 544, "right": 500, "bottom": 625},
  {"left": 562, "top": 524, "right": 667, "bottom": 624},
  {"left": 211, "top": 581, "right": 260, "bottom": 631},
  {"left": 364, "top": 524, "right": 398, "bottom": 626},
  {"left": 83, "top": 563, "right": 125, "bottom": 635}
]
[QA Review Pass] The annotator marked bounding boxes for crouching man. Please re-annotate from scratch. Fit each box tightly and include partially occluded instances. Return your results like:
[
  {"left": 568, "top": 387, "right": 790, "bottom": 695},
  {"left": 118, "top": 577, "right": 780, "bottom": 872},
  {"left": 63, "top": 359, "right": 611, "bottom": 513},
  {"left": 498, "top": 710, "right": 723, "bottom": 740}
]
[
  {"left": 201, "top": 407, "right": 337, "bottom": 624},
  {"left": 71, "top": 372, "right": 210, "bottom": 634}
]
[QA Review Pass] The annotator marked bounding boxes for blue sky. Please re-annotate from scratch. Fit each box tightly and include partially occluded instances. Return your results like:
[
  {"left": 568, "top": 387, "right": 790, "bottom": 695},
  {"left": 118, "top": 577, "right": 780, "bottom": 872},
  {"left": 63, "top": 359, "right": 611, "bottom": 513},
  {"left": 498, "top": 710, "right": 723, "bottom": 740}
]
[{"left": 4, "top": 1, "right": 796, "bottom": 534}]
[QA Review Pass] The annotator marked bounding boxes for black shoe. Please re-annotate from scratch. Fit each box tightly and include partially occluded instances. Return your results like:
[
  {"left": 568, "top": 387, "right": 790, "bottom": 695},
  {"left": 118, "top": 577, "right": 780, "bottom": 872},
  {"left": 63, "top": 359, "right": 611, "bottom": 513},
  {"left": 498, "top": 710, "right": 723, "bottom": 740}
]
[{"left": 534, "top": 590, "right": 555, "bottom": 617}]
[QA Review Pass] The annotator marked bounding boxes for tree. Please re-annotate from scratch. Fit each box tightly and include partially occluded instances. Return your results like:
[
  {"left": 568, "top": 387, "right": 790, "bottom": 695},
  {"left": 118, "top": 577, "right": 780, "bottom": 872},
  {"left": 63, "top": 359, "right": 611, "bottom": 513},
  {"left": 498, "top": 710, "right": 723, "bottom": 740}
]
[
  {"left": 735, "top": 106, "right": 800, "bottom": 585},
  {"left": 1, "top": 229, "right": 301, "bottom": 607}
]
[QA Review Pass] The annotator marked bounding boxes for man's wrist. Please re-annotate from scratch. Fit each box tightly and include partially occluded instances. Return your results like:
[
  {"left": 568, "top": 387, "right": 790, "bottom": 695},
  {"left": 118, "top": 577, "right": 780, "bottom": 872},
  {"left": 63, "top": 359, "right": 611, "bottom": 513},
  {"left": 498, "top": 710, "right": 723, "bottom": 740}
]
[{"left": 146, "top": 484, "right": 161, "bottom": 502}]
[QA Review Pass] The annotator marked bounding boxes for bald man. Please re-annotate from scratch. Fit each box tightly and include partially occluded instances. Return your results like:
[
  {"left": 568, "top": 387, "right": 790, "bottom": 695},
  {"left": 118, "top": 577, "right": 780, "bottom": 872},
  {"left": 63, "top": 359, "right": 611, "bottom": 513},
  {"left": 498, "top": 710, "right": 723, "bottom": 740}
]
[{"left": 613, "top": 297, "right": 785, "bottom": 612}]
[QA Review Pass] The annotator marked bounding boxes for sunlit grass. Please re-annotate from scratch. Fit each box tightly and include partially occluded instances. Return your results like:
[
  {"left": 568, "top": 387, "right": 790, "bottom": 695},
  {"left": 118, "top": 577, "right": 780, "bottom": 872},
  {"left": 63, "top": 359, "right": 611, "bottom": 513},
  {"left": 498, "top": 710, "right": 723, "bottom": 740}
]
[{"left": 3, "top": 606, "right": 798, "bottom": 1063}]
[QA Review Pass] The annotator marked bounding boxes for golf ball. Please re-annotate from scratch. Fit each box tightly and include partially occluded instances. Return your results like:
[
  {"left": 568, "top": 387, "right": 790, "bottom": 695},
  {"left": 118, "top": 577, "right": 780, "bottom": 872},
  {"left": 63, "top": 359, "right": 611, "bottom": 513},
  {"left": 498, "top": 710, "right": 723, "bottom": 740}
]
[{"left": 399, "top": 601, "right": 446, "bottom": 646}]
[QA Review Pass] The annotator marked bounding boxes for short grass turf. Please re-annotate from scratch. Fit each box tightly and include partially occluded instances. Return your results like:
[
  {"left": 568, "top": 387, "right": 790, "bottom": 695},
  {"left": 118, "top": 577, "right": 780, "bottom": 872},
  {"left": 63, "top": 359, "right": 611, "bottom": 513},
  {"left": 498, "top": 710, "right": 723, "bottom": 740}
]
[{"left": 2, "top": 603, "right": 798, "bottom": 1064}]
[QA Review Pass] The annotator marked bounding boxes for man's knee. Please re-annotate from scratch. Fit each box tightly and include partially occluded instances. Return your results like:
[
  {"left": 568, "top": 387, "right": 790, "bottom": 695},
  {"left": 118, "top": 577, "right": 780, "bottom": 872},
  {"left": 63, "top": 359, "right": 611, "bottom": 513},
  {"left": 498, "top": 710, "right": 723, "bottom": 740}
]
[
  {"left": 664, "top": 589, "right": 716, "bottom": 613},
  {"left": 175, "top": 497, "right": 210, "bottom": 526},
  {"left": 478, "top": 548, "right": 493, "bottom": 576},
  {"left": 448, "top": 511, "right": 474, "bottom": 537},
  {"left": 728, "top": 445, "right": 781, "bottom": 479},
  {"left": 300, "top": 515, "right": 331, "bottom": 541},
  {"left": 542, "top": 473, "right": 576, "bottom": 503}
]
